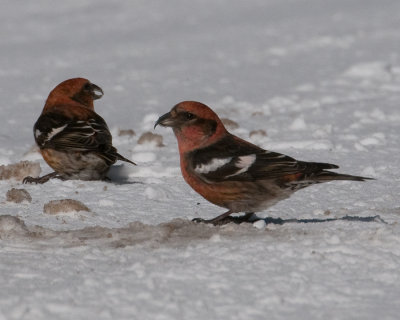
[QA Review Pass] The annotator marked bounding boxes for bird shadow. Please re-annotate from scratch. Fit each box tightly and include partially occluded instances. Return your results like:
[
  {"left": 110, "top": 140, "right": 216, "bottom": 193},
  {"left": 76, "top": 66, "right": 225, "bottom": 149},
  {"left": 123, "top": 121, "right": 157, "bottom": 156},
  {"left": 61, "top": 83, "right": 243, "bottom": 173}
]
[
  {"left": 107, "top": 178, "right": 144, "bottom": 186},
  {"left": 107, "top": 164, "right": 143, "bottom": 185},
  {"left": 225, "top": 214, "right": 387, "bottom": 225}
]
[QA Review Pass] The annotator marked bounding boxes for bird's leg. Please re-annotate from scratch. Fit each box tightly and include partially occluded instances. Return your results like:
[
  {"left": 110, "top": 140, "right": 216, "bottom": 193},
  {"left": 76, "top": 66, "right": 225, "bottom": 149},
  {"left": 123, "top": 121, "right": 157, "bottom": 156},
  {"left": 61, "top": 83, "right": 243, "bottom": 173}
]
[
  {"left": 193, "top": 210, "right": 234, "bottom": 225},
  {"left": 23, "top": 172, "right": 59, "bottom": 184}
]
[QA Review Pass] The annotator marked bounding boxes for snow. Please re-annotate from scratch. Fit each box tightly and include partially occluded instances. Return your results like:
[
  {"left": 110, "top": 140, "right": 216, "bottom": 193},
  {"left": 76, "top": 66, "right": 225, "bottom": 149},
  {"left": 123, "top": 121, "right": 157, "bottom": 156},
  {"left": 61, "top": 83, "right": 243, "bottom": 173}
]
[
  {"left": 289, "top": 116, "right": 307, "bottom": 131},
  {"left": 1, "top": 0, "right": 400, "bottom": 319}
]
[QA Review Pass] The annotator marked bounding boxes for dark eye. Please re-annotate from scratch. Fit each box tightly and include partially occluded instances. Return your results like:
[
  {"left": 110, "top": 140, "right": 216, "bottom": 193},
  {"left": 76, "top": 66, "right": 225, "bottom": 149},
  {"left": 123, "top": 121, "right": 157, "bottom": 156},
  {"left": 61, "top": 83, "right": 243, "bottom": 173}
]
[
  {"left": 184, "top": 112, "right": 196, "bottom": 120},
  {"left": 83, "top": 83, "right": 92, "bottom": 91}
]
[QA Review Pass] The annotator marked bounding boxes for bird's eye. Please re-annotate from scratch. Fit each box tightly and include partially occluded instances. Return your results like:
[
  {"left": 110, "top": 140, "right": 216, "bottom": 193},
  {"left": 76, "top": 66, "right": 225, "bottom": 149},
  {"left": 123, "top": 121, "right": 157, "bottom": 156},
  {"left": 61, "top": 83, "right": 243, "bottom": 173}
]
[
  {"left": 184, "top": 112, "right": 196, "bottom": 120},
  {"left": 83, "top": 83, "right": 92, "bottom": 91}
]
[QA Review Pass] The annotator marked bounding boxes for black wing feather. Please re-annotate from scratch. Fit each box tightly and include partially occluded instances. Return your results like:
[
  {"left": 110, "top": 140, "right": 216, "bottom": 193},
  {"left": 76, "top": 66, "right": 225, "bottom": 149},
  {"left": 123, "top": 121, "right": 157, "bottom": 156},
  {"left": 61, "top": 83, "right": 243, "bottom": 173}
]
[
  {"left": 188, "top": 135, "right": 338, "bottom": 182},
  {"left": 34, "top": 112, "right": 123, "bottom": 165}
]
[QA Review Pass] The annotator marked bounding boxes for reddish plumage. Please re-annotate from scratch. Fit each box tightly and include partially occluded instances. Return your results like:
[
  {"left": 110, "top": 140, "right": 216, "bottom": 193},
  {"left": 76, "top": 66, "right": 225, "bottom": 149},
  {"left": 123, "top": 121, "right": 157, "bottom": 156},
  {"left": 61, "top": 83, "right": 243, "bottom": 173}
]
[
  {"left": 23, "top": 78, "right": 135, "bottom": 184},
  {"left": 155, "top": 101, "right": 372, "bottom": 224}
]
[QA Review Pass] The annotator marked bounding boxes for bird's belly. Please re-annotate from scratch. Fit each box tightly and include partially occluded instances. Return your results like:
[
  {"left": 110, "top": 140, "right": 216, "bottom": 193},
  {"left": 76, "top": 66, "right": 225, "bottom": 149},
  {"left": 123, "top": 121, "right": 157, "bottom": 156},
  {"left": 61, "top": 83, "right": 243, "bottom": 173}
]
[
  {"left": 219, "top": 181, "right": 292, "bottom": 213},
  {"left": 183, "top": 171, "right": 292, "bottom": 213},
  {"left": 41, "top": 149, "right": 109, "bottom": 180}
]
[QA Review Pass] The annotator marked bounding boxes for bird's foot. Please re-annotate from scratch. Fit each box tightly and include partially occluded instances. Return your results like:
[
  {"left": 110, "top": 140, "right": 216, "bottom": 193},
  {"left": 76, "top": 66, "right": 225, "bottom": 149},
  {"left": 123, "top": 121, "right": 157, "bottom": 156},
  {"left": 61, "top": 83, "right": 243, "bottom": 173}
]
[
  {"left": 192, "top": 217, "right": 232, "bottom": 226},
  {"left": 23, "top": 172, "right": 60, "bottom": 184},
  {"left": 192, "top": 212, "right": 257, "bottom": 226},
  {"left": 23, "top": 176, "right": 49, "bottom": 184}
]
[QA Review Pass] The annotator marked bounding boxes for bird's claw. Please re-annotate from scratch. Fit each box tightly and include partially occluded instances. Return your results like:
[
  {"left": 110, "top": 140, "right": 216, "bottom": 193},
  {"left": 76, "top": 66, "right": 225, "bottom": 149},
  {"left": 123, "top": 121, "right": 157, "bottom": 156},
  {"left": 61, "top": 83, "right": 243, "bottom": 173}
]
[
  {"left": 22, "top": 172, "right": 59, "bottom": 184},
  {"left": 192, "top": 213, "right": 258, "bottom": 226},
  {"left": 22, "top": 176, "right": 37, "bottom": 184},
  {"left": 192, "top": 217, "right": 237, "bottom": 226},
  {"left": 22, "top": 176, "right": 50, "bottom": 184}
]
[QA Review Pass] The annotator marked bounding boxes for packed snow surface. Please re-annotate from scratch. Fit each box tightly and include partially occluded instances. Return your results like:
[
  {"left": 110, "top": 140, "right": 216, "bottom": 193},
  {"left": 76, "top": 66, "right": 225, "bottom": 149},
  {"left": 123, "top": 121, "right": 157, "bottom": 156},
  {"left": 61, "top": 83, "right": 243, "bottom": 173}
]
[{"left": 1, "top": 0, "right": 400, "bottom": 319}]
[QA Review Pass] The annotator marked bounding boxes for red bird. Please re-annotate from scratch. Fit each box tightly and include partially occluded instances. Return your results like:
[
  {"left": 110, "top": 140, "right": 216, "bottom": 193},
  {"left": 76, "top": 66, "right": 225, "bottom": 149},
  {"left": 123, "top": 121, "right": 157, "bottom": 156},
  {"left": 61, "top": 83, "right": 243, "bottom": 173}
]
[
  {"left": 23, "top": 78, "right": 135, "bottom": 184},
  {"left": 155, "top": 101, "right": 372, "bottom": 224}
]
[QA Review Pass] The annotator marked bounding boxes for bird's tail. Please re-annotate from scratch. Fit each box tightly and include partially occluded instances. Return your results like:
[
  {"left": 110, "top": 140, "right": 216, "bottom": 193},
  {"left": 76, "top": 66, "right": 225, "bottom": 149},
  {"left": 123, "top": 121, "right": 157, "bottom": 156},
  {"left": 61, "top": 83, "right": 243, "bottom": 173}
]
[
  {"left": 301, "top": 161, "right": 373, "bottom": 182},
  {"left": 316, "top": 170, "right": 373, "bottom": 182},
  {"left": 116, "top": 153, "right": 136, "bottom": 165}
]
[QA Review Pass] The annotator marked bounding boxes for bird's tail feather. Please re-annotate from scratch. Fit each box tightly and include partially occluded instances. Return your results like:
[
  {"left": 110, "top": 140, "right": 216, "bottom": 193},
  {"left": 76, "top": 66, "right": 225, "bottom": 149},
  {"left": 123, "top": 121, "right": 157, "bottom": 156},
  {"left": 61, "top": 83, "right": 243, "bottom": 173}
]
[
  {"left": 316, "top": 171, "right": 373, "bottom": 182},
  {"left": 116, "top": 153, "right": 136, "bottom": 165}
]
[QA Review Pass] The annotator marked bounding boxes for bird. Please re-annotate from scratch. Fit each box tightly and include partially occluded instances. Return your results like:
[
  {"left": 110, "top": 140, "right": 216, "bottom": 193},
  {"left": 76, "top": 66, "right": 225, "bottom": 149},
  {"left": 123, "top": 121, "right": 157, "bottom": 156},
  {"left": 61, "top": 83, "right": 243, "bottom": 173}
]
[
  {"left": 154, "top": 101, "right": 372, "bottom": 225},
  {"left": 23, "top": 77, "right": 135, "bottom": 184}
]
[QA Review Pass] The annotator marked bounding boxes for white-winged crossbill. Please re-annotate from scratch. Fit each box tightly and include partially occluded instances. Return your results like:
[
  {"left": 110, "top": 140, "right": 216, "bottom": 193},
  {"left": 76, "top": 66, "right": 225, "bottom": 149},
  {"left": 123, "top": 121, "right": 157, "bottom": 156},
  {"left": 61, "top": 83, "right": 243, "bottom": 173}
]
[
  {"left": 155, "top": 101, "right": 372, "bottom": 224},
  {"left": 24, "top": 78, "right": 135, "bottom": 184}
]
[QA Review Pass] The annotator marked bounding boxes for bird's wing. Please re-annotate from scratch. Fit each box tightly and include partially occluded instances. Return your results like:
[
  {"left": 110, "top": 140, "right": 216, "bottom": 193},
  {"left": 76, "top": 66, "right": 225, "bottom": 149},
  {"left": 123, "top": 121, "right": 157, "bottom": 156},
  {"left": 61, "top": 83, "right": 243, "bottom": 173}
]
[
  {"left": 34, "top": 111, "right": 119, "bottom": 165},
  {"left": 188, "top": 135, "right": 338, "bottom": 183}
]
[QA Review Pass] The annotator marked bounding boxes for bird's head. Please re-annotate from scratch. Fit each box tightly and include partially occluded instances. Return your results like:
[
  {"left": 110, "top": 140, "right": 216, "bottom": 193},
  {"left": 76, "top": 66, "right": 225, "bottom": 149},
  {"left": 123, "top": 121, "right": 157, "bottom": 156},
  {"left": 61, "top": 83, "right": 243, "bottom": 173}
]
[
  {"left": 155, "top": 101, "right": 228, "bottom": 152},
  {"left": 43, "top": 78, "right": 103, "bottom": 112}
]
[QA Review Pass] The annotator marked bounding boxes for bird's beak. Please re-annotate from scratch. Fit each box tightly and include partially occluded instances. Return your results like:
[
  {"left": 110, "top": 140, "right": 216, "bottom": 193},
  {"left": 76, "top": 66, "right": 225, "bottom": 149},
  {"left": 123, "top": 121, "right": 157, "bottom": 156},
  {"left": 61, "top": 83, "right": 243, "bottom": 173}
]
[
  {"left": 90, "top": 83, "right": 104, "bottom": 100},
  {"left": 154, "top": 111, "right": 175, "bottom": 129}
]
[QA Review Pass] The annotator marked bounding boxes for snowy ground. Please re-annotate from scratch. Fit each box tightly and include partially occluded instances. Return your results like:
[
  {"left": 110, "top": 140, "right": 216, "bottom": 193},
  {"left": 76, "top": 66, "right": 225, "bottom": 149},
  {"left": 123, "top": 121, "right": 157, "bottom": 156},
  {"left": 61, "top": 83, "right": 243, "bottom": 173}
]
[{"left": 1, "top": 0, "right": 400, "bottom": 319}]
